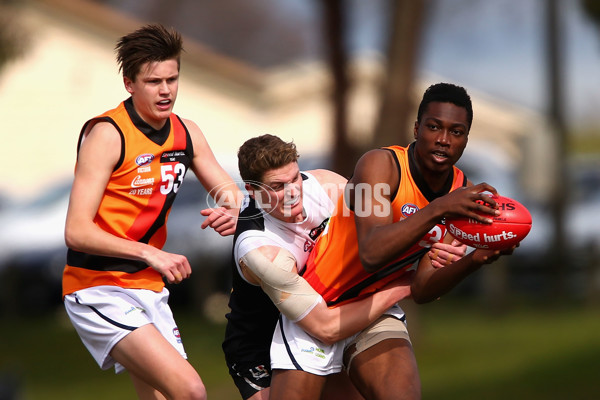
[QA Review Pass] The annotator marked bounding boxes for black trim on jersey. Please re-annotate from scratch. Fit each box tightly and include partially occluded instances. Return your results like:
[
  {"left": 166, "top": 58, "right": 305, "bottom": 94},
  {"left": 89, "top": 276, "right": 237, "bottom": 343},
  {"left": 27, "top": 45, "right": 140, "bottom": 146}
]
[
  {"left": 383, "top": 147, "right": 402, "bottom": 203},
  {"left": 138, "top": 116, "right": 193, "bottom": 244},
  {"left": 67, "top": 251, "right": 148, "bottom": 273},
  {"left": 301, "top": 172, "right": 308, "bottom": 181},
  {"left": 78, "top": 117, "right": 126, "bottom": 172},
  {"left": 407, "top": 142, "right": 456, "bottom": 202},
  {"left": 75, "top": 295, "right": 137, "bottom": 331},
  {"left": 124, "top": 97, "right": 171, "bottom": 146},
  {"left": 175, "top": 114, "right": 194, "bottom": 158},
  {"left": 138, "top": 198, "right": 178, "bottom": 244},
  {"left": 233, "top": 198, "right": 266, "bottom": 242},
  {"left": 278, "top": 315, "right": 304, "bottom": 371},
  {"left": 327, "top": 248, "right": 428, "bottom": 307}
]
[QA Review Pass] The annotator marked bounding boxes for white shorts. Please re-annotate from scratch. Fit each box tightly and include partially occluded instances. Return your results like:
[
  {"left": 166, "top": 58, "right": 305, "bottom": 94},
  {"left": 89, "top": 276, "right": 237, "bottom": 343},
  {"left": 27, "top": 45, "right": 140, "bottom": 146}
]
[
  {"left": 64, "top": 285, "right": 186, "bottom": 374},
  {"left": 270, "top": 304, "right": 407, "bottom": 376}
]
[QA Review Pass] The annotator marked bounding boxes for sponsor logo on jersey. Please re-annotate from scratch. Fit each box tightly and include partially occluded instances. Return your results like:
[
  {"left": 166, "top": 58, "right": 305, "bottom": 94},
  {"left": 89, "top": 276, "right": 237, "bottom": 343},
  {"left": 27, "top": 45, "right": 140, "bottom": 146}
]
[
  {"left": 309, "top": 218, "right": 330, "bottom": 240},
  {"left": 161, "top": 150, "right": 187, "bottom": 163},
  {"left": 173, "top": 327, "right": 182, "bottom": 343},
  {"left": 131, "top": 175, "right": 155, "bottom": 188},
  {"left": 401, "top": 203, "right": 419, "bottom": 218},
  {"left": 137, "top": 166, "right": 151, "bottom": 173},
  {"left": 135, "top": 153, "right": 154, "bottom": 166}
]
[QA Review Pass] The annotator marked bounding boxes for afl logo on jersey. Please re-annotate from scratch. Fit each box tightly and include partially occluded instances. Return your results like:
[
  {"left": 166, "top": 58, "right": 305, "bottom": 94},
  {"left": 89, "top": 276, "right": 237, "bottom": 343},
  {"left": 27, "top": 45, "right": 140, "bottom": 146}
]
[
  {"left": 136, "top": 153, "right": 155, "bottom": 166},
  {"left": 401, "top": 203, "right": 419, "bottom": 218}
]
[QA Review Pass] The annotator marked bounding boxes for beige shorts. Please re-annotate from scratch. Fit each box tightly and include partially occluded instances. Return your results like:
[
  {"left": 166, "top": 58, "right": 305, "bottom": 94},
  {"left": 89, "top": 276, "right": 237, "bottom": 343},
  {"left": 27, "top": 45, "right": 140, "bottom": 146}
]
[{"left": 343, "top": 314, "right": 411, "bottom": 372}]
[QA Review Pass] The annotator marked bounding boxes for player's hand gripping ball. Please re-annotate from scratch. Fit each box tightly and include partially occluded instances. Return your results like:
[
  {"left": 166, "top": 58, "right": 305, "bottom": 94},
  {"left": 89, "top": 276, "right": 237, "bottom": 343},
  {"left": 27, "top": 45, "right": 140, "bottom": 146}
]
[{"left": 445, "top": 194, "right": 532, "bottom": 250}]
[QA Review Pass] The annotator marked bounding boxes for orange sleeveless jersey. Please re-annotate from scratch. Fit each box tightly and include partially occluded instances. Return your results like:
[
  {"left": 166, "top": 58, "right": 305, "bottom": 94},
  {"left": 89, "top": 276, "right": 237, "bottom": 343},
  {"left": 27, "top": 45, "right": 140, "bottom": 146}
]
[
  {"left": 303, "top": 145, "right": 466, "bottom": 306},
  {"left": 62, "top": 100, "right": 193, "bottom": 296}
]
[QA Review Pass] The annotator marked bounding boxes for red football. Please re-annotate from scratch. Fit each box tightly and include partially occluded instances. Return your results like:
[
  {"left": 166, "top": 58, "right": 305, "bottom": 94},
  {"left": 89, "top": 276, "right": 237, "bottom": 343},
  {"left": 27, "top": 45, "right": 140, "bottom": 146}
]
[{"left": 445, "top": 194, "right": 532, "bottom": 250}]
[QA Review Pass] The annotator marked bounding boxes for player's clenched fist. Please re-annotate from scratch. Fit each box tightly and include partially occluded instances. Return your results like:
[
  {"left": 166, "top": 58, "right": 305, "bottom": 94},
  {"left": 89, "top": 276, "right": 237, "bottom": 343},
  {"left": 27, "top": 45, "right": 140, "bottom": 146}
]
[{"left": 144, "top": 247, "right": 192, "bottom": 284}]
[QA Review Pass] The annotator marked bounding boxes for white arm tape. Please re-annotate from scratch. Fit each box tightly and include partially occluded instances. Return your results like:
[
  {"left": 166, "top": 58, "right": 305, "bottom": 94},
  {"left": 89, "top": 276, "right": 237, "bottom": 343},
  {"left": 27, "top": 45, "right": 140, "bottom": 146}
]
[{"left": 239, "top": 248, "right": 322, "bottom": 321}]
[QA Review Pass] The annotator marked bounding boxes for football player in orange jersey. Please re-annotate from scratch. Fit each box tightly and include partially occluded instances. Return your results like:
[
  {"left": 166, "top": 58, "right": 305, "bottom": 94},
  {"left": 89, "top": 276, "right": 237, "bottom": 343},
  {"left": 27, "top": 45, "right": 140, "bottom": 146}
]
[
  {"left": 62, "top": 24, "right": 240, "bottom": 400},
  {"left": 270, "top": 83, "right": 516, "bottom": 400},
  {"left": 222, "top": 134, "right": 467, "bottom": 400}
]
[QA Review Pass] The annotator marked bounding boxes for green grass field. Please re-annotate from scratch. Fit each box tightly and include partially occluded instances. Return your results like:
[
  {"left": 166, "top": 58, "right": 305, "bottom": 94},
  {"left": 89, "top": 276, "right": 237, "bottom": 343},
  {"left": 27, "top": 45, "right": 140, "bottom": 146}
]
[{"left": 1, "top": 299, "right": 599, "bottom": 399}]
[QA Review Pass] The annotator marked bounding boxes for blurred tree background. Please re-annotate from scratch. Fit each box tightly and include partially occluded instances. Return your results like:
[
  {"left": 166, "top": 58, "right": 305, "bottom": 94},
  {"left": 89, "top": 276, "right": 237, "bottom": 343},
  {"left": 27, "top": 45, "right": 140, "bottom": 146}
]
[
  {"left": 582, "top": 0, "right": 600, "bottom": 25},
  {"left": 0, "top": 0, "right": 29, "bottom": 72}
]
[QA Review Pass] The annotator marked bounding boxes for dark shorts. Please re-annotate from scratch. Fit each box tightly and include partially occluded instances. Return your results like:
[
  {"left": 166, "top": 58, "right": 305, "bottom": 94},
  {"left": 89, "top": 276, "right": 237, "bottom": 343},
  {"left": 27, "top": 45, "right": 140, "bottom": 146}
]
[{"left": 227, "top": 361, "right": 271, "bottom": 400}]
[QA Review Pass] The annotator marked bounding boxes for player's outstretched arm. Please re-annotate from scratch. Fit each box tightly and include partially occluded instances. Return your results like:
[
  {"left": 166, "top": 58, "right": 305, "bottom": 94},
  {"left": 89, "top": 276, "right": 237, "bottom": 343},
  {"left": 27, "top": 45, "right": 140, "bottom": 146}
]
[
  {"left": 297, "top": 274, "right": 413, "bottom": 345},
  {"left": 184, "top": 118, "right": 241, "bottom": 236},
  {"left": 280, "top": 239, "right": 468, "bottom": 344},
  {"left": 239, "top": 245, "right": 413, "bottom": 345},
  {"left": 200, "top": 206, "right": 239, "bottom": 236},
  {"left": 411, "top": 235, "right": 515, "bottom": 304}
]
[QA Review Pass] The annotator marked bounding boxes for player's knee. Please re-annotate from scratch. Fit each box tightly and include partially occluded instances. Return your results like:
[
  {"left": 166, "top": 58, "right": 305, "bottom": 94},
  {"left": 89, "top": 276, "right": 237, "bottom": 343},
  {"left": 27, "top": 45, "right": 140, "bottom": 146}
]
[
  {"left": 169, "top": 375, "right": 206, "bottom": 400},
  {"left": 185, "top": 378, "right": 207, "bottom": 400}
]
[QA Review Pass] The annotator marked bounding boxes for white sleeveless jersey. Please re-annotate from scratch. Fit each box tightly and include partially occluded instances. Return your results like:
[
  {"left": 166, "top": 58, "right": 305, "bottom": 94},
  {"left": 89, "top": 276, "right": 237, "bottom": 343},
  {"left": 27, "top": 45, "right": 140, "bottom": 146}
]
[{"left": 234, "top": 171, "right": 334, "bottom": 283}]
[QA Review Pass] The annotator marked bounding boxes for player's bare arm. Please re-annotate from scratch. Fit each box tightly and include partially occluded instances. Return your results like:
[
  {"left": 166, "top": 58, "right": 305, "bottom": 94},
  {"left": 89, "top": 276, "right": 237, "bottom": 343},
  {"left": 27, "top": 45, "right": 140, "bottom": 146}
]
[
  {"left": 64, "top": 122, "right": 191, "bottom": 284},
  {"left": 298, "top": 274, "right": 413, "bottom": 345},
  {"left": 65, "top": 122, "right": 142, "bottom": 258},
  {"left": 239, "top": 244, "right": 412, "bottom": 345},
  {"left": 184, "top": 118, "right": 241, "bottom": 236},
  {"left": 411, "top": 240, "right": 515, "bottom": 304}
]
